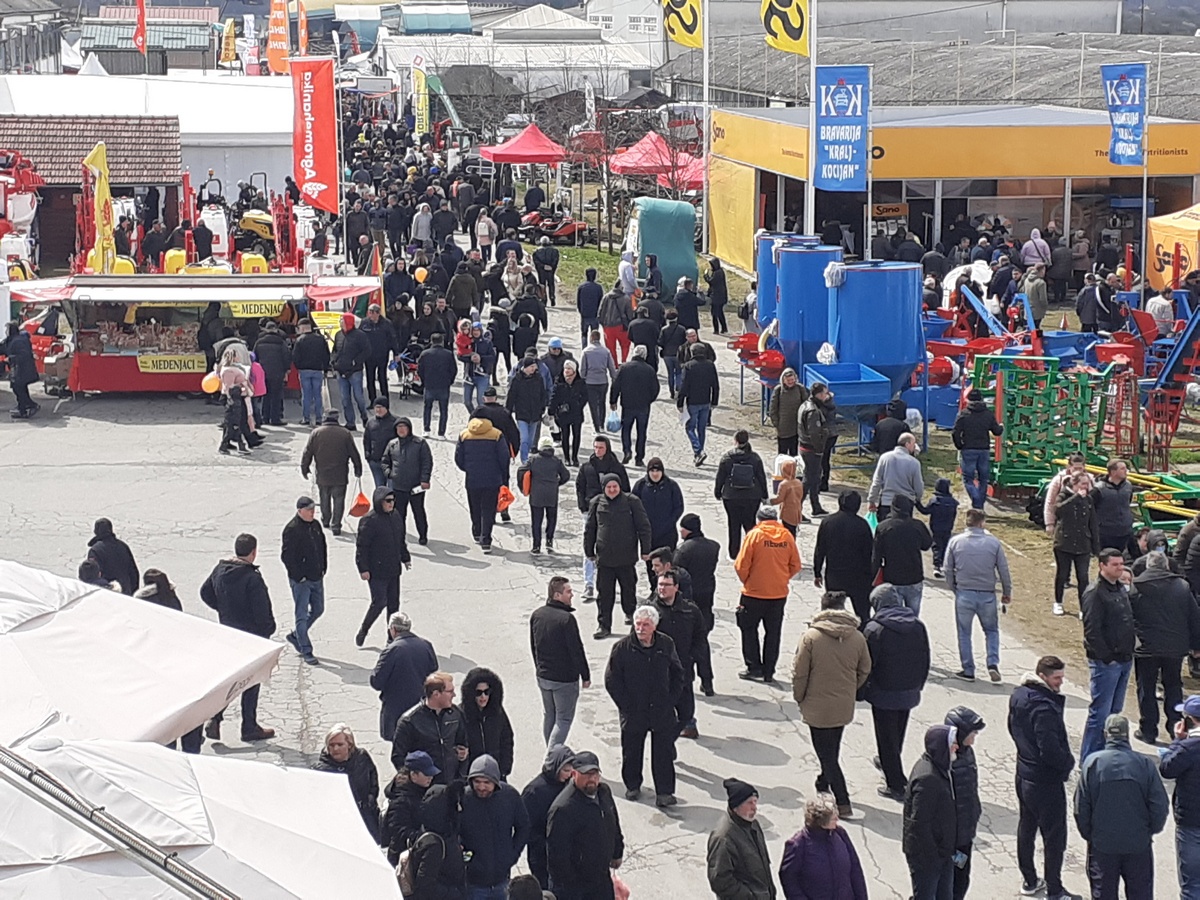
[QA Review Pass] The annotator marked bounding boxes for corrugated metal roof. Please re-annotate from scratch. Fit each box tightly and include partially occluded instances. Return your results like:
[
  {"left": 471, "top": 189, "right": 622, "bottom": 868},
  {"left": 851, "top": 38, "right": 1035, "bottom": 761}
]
[
  {"left": 381, "top": 33, "right": 650, "bottom": 69},
  {"left": 0, "top": 114, "right": 181, "bottom": 184},
  {"left": 730, "top": 103, "right": 1188, "bottom": 130},
  {"left": 80, "top": 19, "right": 213, "bottom": 51},
  {"left": 98, "top": 5, "right": 219, "bottom": 22},
  {"left": 0, "top": 0, "right": 66, "bottom": 17},
  {"left": 399, "top": 5, "right": 472, "bottom": 34}
]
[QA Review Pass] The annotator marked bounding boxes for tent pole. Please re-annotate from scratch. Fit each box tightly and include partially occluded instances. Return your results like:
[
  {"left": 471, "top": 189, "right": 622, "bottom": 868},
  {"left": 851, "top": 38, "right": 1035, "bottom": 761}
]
[{"left": 803, "top": 0, "right": 818, "bottom": 235}]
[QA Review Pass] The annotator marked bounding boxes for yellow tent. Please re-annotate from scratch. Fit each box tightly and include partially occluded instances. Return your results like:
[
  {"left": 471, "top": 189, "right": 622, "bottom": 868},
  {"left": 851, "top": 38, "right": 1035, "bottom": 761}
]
[{"left": 1146, "top": 203, "right": 1200, "bottom": 290}]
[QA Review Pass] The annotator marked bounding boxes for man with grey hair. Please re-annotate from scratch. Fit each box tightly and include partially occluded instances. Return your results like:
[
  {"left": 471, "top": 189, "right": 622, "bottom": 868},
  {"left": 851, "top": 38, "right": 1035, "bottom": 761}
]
[
  {"left": 944, "top": 508, "right": 1011, "bottom": 683},
  {"left": 605, "top": 604, "right": 685, "bottom": 807},
  {"left": 867, "top": 432, "right": 924, "bottom": 519},
  {"left": 1130, "top": 550, "right": 1200, "bottom": 744},
  {"left": 369, "top": 611, "right": 439, "bottom": 741},
  {"left": 609, "top": 341, "right": 660, "bottom": 466}
]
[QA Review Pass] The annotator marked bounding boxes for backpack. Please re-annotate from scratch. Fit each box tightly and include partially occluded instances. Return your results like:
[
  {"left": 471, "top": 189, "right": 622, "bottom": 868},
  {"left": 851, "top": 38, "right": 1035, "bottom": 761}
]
[
  {"left": 397, "top": 832, "right": 445, "bottom": 897},
  {"left": 730, "top": 461, "right": 755, "bottom": 490}
]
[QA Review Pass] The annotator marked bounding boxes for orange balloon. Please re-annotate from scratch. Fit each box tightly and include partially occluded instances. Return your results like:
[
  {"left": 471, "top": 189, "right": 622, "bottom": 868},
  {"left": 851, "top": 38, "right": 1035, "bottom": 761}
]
[
  {"left": 201, "top": 371, "right": 221, "bottom": 394},
  {"left": 415, "top": 266, "right": 428, "bottom": 283}
]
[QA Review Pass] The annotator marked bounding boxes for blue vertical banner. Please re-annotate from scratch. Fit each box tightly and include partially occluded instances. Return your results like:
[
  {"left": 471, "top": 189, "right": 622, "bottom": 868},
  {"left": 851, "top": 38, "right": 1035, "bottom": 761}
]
[
  {"left": 813, "top": 65, "right": 871, "bottom": 192},
  {"left": 1100, "top": 63, "right": 1148, "bottom": 167}
]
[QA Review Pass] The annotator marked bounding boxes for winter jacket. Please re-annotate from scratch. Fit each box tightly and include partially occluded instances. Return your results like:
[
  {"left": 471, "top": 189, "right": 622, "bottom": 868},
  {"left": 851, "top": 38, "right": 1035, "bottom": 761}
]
[
  {"left": 1053, "top": 490, "right": 1100, "bottom": 556},
  {"left": 871, "top": 413, "right": 907, "bottom": 454},
  {"left": 446, "top": 274, "right": 479, "bottom": 318},
  {"left": 407, "top": 786, "right": 466, "bottom": 899},
  {"left": 363, "top": 411, "right": 399, "bottom": 463},
  {"left": 518, "top": 447, "right": 570, "bottom": 508},
  {"left": 389, "top": 701, "right": 467, "bottom": 781},
  {"left": 632, "top": 474, "right": 685, "bottom": 545},
  {"left": 301, "top": 422, "right": 363, "bottom": 486},
  {"left": 675, "top": 289, "right": 702, "bottom": 330},
  {"left": 951, "top": 400, "right": 1003, "bottom": 450},
  {"left": 863, "top": 605, "right": 930, "bottom": 710},
  {"left": 454, "top": 419, "right": 511, "bottom": 490},
  {"left": 417, "top": 345, "right": 458, "bottom": 393},
  {"left": 1021, "top": 229, "right": 1053, "bottom": 268},
  {"left": 382, "top": 427, "right": 434, "bottom": 492},
  {"left": 548, "top": 780, "right": 626, "bottom": 900},
  {"left": 550, "top": 376, "right": 588, "bottom": 428},
  {"left": 252, "top": 329, "right": 292, "bottom": 382},
  {"left": 867, "top": 446, "right": 924, "bottom": 508},
  {"left": 199, "top": 558, "right": 275, "bottom": 638},
  {"left": 812, "top": 504, "right": 874, "bottom": 595},
  {"left": 1130, "top": 567, "right": 1200, "bottom": 658},
  {"left": 291, "top": 331, "right": 330, "bottom": 372},
  {"left": 902, "top": 726, "right": 957, "bottom": 867},
  {"left": 628, "top": 316, "right": 661, "bottom": 366},
  {"left": 1007, "top": 673, "right": 1074, "bottom": 784},
  {"left": 313, "top": 746, "right": 380, "bottom": 840},
  {"left": 871, "top": 498, "right": 933, "bottom": 586},
  {"left": 605, "top": 631, "right": 685, "bottom": 732},
  {"left": 768, "top": 375, "right": 808, "bottom": 439},
  {"left": 1044, "top": 468, "right": 1095, "bottom": 530},
  {"left": 530, "top": 599, "right": 591, "bottom": 684},
  {"left": 521, "top": 745, "right": 575, "bottom": 887},
  {"left": 654, "top": 594, "right": 712, "bottom": 681},
  {"left": 598, "top": 289, "right": 633, "bottom": 328},
  {"left": 576, "top": 448, "right": 630, "bottom": 512},
  {"left": 541, "top": 350, "right": 575, "bottom": 386},
  {"left": 1075, "top": 284, "right": 1107, "bottom": 328},
  {"left": 609, "top": 357, "right": 660, "bottom": 411},
  {"left": 473, "top": 402, "right": 520, "bottom": 455},
  {"left": 735, "top": 520, "right": 802, "bottom": 600},
  {"left": 1024, "top": 273, "right": 1049, "bottom": 322},
  {"left": 707, "top": 808, "right": 778, "bottom": 900},
  {"left": 579, "top": 342, "right": 617, "bottom": 386},
  {"left": 506, "top": 367, "right": 548, "bottom": 422},
  {"left": 791, "top": 609, "right": 871, "bottom": 728},
  {"left": 1074, "top": 737, "right": 1169, "bottom": 854},
  {"left": 459, "top": 756, "right": 530, "bottom": 887},
  {"left": 5, "top": 328, "right": 37, "bottom": 387},
  {"left": 677, "top": 357, "right": 720, "bottom": 409},
  {"left": 577, "top": 280, "right": 604, "bottom": 320},
  {"left": 280, "top": 513, "right": 327, "bottom": 583},
  {"left": 1159, "top": 731, "right": 1200, "bottom": 827},
  {"left": 355, "top": 487, "right": 412, "bottom": 577},
  {"left": 371, "top": 630, "right": 439, "bottom": 741},
  {"left": 917, "top": 480, "right": 959, "bottom": 535},
  {"left": 674, "top": 531, "right": 721, "bottom": 597},
  {"left": 360, "top": 316, "right": 399, "bottom": 361},
  {"left": 331, "top": 326, "right": 371, "bottom": 374},
  {"left": 86, "top": 531, "right": 139, "bottom": 595},
  {"left": 1090, "top": 476, "right": 1135, "bottom": 538},
  {"left": 771, "top": 474, "right": 804, "bottom": 527},
  {"left": 944, "top": 527, "right": 1012, "bottom": 595},
  {"left": 679, "top": 337, "right": 716, "bottom": 364},
  {"left": 705, "top": 262, "right": 728, "bottom": 305},
  {"left": 585, "top": 491, "right": 652, "bottom": 567},
  {"left": 1081, "top": 576, "right": 1136, "bottom": 663},
  {"left": 383, "top": 774, "right": 429, "bottom": 865},
  {"left": 714, "top": 443, "right": 769, "bottom": 502},
  {"left": 133, "top": 583, "right": 182, "bottom": 611},
  {"left": 945, "top": 708, "right": 982, "bottom": 848},
  {"left": 778, "top": 825, "right": 866, "bottom": 900},
  {"left": 461, "top": 668, "right": 515, "bottom": 778},
  {"left": 797, "top": 397, "right": 833, "bottom": 450},
  {"left": 659, "top": 322, "right": 687, "bottom": 362}
]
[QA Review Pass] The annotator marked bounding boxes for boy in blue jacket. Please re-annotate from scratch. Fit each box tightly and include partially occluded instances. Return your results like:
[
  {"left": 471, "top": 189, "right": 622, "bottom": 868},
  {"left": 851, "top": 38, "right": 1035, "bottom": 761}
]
[{"left": 918, "top": 477, "right": 959, "bottom": 578}]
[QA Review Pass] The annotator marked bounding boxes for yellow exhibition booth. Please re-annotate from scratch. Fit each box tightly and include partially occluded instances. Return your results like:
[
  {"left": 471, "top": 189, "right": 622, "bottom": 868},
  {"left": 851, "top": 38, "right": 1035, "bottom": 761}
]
[{"left": 707, "top": 105, "right": 1200, "bottom": 273}]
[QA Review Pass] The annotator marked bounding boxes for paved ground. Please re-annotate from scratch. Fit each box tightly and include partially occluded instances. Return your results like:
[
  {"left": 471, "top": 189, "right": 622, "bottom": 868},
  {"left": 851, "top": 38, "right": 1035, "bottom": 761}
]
[{"left": 0, "top": 299, "right": 1182, "bottom": 898}]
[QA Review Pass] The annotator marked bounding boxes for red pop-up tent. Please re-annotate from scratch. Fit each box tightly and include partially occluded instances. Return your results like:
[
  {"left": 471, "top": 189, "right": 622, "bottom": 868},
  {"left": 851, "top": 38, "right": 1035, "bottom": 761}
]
[
  {"left": 608, "top": 131, "right": 689, "bottom": 176},
  {"left": 480, "top": 124, "right": 568, "bottom": 164},
  {"left": 657, "top": 153, "right": 704, "bottom": 191}
]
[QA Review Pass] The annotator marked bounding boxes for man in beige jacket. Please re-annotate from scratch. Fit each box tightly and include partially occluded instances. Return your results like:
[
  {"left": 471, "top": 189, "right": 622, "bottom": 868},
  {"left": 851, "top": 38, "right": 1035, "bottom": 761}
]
[{"left": 792, "top": 591, "right": 871, "bottom": 817}]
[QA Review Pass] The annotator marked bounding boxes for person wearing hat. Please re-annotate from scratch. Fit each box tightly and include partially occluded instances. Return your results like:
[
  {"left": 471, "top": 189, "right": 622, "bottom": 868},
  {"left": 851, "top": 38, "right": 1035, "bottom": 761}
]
[
  {"left": 473, "top": 385, "right": 521, "bottom": 457},
  {"left": 292, "top": 317, "right": 331, "bottom": 426},
  {"left": 382, "top": 749, "right": 440, "bottom": 866},
  {"left": 632, "top": 458, "right": 685, "bottom": 588},
  {"left": 330, "top": 312, "right": 372, "bottom": 430},
  {"left": 674, "top": 512, "right": 721, "bottom": 634},
  {"left": 707, "top": 777, "right": 776, "bottom": 900},
  {"left": 521, "top": 745, "right": 577, "bottom": 890},
  {"left": 517, "top": 436, "right": 571, "bottom": 554},
  {"left": 280, "top": 495, "right": 328, "bottom": 665},
  {"left": 609, "top": 343, "right": 660, "bottom": 467},
  {"left": 362, "top": 397, "right": 399, "bottom": 487},
  {"left": 1161, "top": 695, "right": 1200, "bottom": 897},
  {"left": 945, "top": 706, "right": 986, "bottom": 900},
  {"left": 734, "top": 506, "right": 801, "bottom": 684},
  {"left": 540, "top": 336, "right": 575, "bottom": 384},
  {"left": 371, "top": 611, "right": 438, "bottom": 742},
  {"left": 508, "top": 353, "right": 550, "bottom": 463},
  {"left": 458, "top": 754, "right": 530, "bottom": 897},
  {"left": 1073, "top": 713, "right": 1169, "bottom": 900},
  {"left": 585, "top": 474, "right": 652, "bottom": 639},
  {"left": 546, "top": 750, "right": 624, "bottom": 899},
  {"left": 902, "top": 724, "right": 959, "bottom": 900},
  {"left": 360, "top": 302, "right": 399, "bottom": 405},
  {"left": 300, "top": 409, "right": 364, "bottom": 535},
  {"left": 951, "top": 388, "right": 1003, "bottom": 511}
]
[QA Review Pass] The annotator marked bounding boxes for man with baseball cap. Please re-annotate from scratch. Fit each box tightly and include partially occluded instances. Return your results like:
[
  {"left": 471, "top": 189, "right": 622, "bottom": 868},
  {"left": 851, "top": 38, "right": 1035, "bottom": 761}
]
[
  {"left": 280, "top": 495, "right": 327, "bottom": 665},
  {"left": 1160, "top": 696, "right": 1200, "bottom": 898},
  {"left": 547, "top": 751, "right": 624, "bottom": 899}
]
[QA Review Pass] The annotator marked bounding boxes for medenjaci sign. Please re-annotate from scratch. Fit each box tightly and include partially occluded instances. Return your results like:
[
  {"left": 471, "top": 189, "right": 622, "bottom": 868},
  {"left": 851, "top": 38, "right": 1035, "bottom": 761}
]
[{"left": 291, "top": 57, "right": 338, "bottom": 215}]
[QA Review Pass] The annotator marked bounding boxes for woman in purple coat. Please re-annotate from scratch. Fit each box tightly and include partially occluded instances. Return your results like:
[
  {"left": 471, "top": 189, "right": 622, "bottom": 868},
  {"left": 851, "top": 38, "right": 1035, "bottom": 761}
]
[{"left": 779, "top": 795, "right": 869, "bottom": 900}]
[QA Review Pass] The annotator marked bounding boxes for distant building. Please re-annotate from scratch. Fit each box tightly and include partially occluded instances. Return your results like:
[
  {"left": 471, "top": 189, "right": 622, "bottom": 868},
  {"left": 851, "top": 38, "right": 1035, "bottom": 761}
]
[{"left": 0, "top": 0, "right": 67, "bottom": 73}]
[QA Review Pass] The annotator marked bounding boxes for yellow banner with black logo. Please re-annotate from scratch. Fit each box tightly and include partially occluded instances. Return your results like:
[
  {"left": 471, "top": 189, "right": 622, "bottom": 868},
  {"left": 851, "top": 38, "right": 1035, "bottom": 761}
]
[
  {"left": 228, "top": 300, "right": 287, "bottom": 318},
  {"left": 761, "top": 0, "right": 809, "bottom": 56},
  {"left": 137, "top": 354, "right": 208, "bottom": 374},
  {"left": 662, "top": 0, "right": 702, "bottom": 49}
]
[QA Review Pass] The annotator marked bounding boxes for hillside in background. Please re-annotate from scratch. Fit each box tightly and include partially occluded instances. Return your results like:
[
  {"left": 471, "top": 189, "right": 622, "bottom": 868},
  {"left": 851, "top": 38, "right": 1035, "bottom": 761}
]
[{"left": 1125, "top": 0, "right": 1200, "bottom": 34}]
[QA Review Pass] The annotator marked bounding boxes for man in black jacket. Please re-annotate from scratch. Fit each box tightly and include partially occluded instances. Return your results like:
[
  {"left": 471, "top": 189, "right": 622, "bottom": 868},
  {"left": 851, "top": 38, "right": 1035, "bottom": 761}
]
[
  {"left": 280, "top": 496, "right": 327, "bottom": 665},
  {"left": 460, "top": 754, "right": 530, "bottom": 895},
  {"left": 677, "top": 343, "right": 720, "bottom": 465},
  {"left": 585, "top": 476, "right": 653, "bottom": 639},
  {"left": 416, "top": 333, "right": 458, "bottom": 437},
  {"left": 292, "top": 318, "right": 330, "bottom": 426},
  {"left": 674, "top": 512, "right": 721, "bottom": 634},
  {"left": 382, "top": 417, "right": 434, "bottom": 544},
  {"left": 627, "top": 307, "right": 660, "bottom": 368},
  {"left": 522, "top": 744, "right": 576, "bottom": 890},
  {"left": 362, "top": 397, "right": 398, "bottom": 487},
  {"left": 654, "top": 569, "right": 712, "bottom": 739},
  {"left": 951, "top": 388, "right": 1004, "bottom": 511},
  {"left": 533, "top": 237, "right": 560, "bottom": 306},
  {"left": 871, "top": 496, "right": 933, "bottom": 615},
  {"left": 1008, "top": 655, "right": 1077, "bottom": 900},
  {"left": 391, "top": 671, "right": 468, "bottom": 781},
  {"left": 200, "top": 533, "right": 276, "bottom": 742},
  {"left": 354, "top": 486, "right": 412, "bottom": 646},
  {"left": 85, "top": 517, "right": 139, "bottom": 595},
  {"left": 331, "top": 313, "right": 371, "bottom": 430},
  {"left": 798, "top": 384, "right": 836, "bottom": 516},
  {"left": 530, "top": 577, "right": 592, "bottom": 746},
  {"left": 547, "top": 751, "right": 625, "bottom": 900},
  {"left": 1080, "top": 549, "right": 1136, "bottom": 761},
  {"left": 945, "top": 706, "right": 985, "bottom": 900},
  {"left": 576, "top": 268, "right": 603, "bottom": 341},
  {"left": 370, "top": 611, "right": 438, "bottom": 741},
  {"left": 252, "top": 321, "right": 292, "bottom": 425},
  {"left": 713, "top": 431, "right": 769, "bottom": 559},
  {"left": 576, "top": 436, "right": 630, "bottom": 600},
  {"left": 813, "top": 491, "right": 875, "bottom": 625},
  {"left": 360, "top": 303, "right": 398, "bottom": 403},
  {"left": 609, "top": 344, "right": 660, "bottom": 466},
  {"left": 902, "top": 724, "right": 958, "bottom": 900},
  {"left": 605, "top": 606, "right": 685, "bottom": 807},
  {"left": 1091, "top": 459, "right": 1136, "bottom": 556},
  {"left": 1130, "top": 551, "right": 1200, "bottom": 744}
]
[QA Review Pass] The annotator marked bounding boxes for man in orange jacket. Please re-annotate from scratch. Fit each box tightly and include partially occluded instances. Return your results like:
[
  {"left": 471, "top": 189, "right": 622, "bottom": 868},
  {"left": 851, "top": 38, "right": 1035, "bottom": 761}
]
[{"left": 734, "top": 506, "right": 802, "bottom": 684}]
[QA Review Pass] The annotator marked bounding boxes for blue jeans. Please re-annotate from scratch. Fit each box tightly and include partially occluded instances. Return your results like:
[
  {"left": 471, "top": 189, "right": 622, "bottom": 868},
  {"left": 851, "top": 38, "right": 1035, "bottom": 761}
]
[
  {"left": 537, "top": 677, "right": 580, "bottom": 746},
  {"left": 368, "top": 460, "right": 387, "bottom": 487},
  {"left": 686, "top": 403, "right": 711, "bottom": 455},
  {"left": 288, "top": 578, "right": 325, "bottom": 656},
  {"left": 909, "top": 856, "right": 955, "bottom": 900},
  {"left": 468, "top": 885, "right": 508, "bottom": 900},
  {"left": 893, "top": 583, "right": 924, "bottom": 616},
  {"left": 337, "top": 372, "right": 367, "bottom": 426},
  {"left": 954, "top": 589, "right": 1000, "bottom": 676},
  {"left": 581, "top": 511, "right": 595, "bottom": 588},
  {"left": 299, "top": 369, "right": 324, "bottom": 423},
  {"left": 1179, "top": 824, "right": 1200, "bottom": 899},
  {"left": 518, "top": 419, "right": 538, "bottom": 462},
  {"left": 664, "top": 356, "right": 681, "bottom": 395},
  {"left": 463, "top": 372, "right": 489, "bottom": 413},
  {"left": 960, "top": 449, "right": 991, "bottom": 510},
  {"left": 1082, "top": 659, "right": 1132, "bottom": 761}
]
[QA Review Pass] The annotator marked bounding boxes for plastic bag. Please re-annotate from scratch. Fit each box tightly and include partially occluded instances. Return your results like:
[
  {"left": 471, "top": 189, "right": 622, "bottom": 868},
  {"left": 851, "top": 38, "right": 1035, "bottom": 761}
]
[
  {"left": 349, "top": 479, "right": 371, "bottom": 517},
  {"left": 679, "top": 407, "right": 690, "bottom": 427},
  {"left": 865, "top": 511, "right": 878, "bottom": 532},
  {"left": 497, "top": 485, "right": 516, "bottom": 512},
  {"left": 613, "top": 872, "right": 631, "bottom": 900},
  {"left": 605, "top": 410, "right": 621, "bottom": 433}
]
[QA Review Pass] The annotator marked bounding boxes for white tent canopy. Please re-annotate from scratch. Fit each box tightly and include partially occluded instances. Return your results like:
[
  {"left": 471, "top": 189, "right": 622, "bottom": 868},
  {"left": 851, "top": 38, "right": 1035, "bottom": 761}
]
[
  {"left": 0, "top": 738, "right": 402, "bottom": 898},
  {"left": 0, "top": 560, "right": 282, "bottom": 747}
]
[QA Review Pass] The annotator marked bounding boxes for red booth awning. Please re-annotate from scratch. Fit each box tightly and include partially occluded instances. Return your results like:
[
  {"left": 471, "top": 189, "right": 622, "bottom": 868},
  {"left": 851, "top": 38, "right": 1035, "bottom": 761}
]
[{"left": 479, "top": 124, "right": 567, "bottom": 164}]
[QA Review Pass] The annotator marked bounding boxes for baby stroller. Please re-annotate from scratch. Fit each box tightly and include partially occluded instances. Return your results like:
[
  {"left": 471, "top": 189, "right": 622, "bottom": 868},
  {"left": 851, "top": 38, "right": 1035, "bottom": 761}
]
[{"left": 396, "top": 339, "right": 423, "bottom": 398}]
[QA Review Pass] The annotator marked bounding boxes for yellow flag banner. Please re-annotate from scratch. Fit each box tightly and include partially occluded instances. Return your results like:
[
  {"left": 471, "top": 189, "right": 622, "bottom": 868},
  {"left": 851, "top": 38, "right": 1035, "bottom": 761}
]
[
  {"left": 662, "top": 0, "right": 702, "bottom": 49},
  {"left": 220, "top": 19, "right": 237, "bottom": 64},
  {"left": 412, "top": 62, "right": 429, "bottom": 137},
  {"left": 82, "top": 142, "right": 116, "bottom": 275},
  {"left": 761, "top": 0, "right": 810, "bottom": 56}
]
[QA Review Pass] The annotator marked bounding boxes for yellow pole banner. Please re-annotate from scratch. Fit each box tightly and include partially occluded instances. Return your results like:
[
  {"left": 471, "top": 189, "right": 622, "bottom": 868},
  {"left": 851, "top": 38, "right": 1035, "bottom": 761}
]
[
  {"left": 662, "top": 0, "right": 702, "bottom": 48},
  {"left": 761, "top": 0, "right": 810, "bottom": 56},
  {"left": 412, "top": 61, "right": 429, "bottom": 136},
  {"left": 82, "top": 142, "right": 116, "bottom": 275},
  {"left": 220, "top": 19, "right": 237, "bottom": 64}
]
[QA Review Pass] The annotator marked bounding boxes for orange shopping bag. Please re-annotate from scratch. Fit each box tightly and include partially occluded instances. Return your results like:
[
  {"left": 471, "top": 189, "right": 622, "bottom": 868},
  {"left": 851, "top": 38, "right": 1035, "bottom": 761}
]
[
  {"left": 348, "top": 479, "right": 371, "bottom": 517},
  {"left": 497, "top": 485, "right": 516, "bottom": 513}
]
